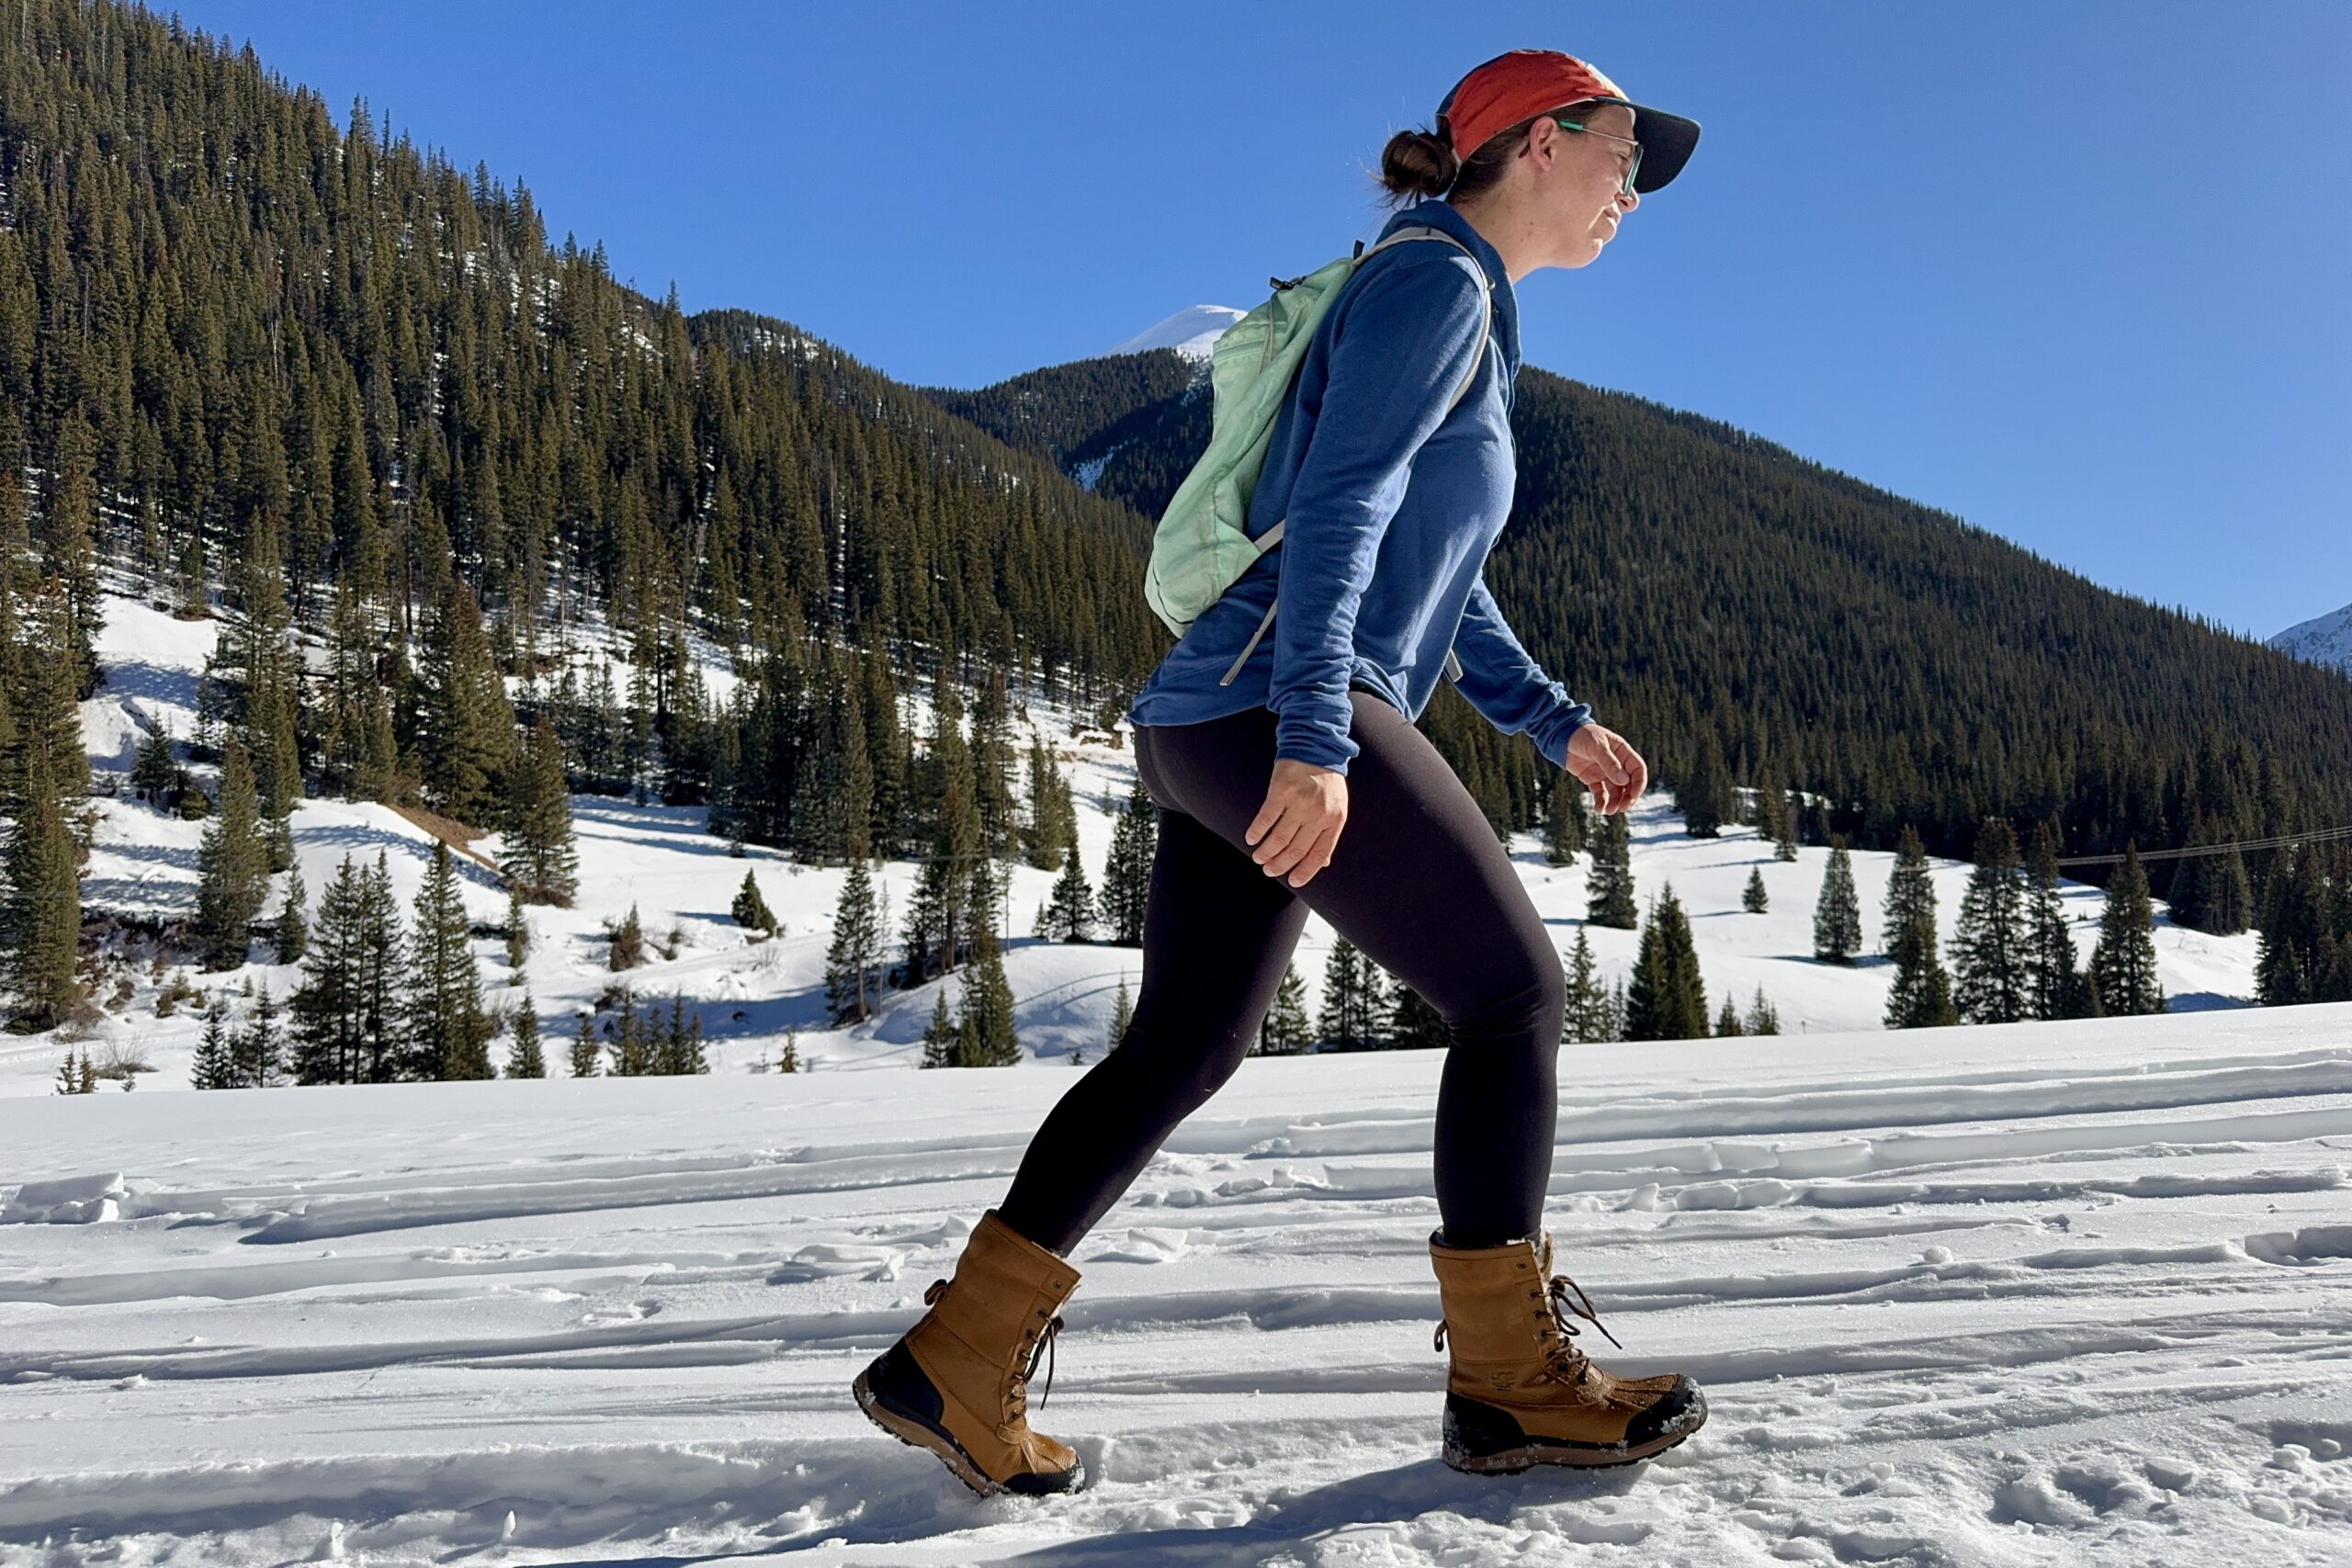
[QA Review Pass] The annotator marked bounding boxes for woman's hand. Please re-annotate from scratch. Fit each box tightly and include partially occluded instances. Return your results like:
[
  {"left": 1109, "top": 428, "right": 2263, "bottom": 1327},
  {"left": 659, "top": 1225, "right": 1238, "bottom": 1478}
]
[
  {"left": 1247, "top": 757, "right": 1349, "bottom": 888},
  {"left": 1567, "top": 724, "right": 1648, "bottom": 816}
]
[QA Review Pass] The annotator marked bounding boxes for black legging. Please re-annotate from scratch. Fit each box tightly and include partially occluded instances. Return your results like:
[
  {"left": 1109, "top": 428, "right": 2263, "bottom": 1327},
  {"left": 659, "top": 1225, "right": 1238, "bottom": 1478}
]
[{"left": 998, "top": 688, "right": 1567, "bottom": 1256}]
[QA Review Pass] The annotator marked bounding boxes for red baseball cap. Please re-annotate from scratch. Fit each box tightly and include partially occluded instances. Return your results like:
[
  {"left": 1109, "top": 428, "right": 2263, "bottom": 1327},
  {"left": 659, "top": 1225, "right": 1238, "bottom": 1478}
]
[{"left": 1436, "top": 49, "right": 1700, "bottom": 195}]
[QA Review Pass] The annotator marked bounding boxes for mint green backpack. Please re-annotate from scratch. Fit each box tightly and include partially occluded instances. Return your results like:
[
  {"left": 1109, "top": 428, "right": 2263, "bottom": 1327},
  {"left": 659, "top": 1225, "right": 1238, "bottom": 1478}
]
[{"left": 1141, "top": 225, "right": 1494, "bottom": 686}]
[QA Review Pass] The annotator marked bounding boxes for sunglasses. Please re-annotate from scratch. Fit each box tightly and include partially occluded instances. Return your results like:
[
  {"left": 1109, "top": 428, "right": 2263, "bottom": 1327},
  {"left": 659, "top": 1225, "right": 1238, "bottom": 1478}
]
[{"left": 1553, "top": 117, "right": 1642, "bottom": 196}]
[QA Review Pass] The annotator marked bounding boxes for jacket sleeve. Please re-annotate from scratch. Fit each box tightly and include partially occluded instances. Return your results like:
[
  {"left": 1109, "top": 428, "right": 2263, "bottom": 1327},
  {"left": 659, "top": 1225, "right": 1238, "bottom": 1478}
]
[
  {"left": 1267, "top": 252, "right": 1490, "bottom": 775},
  {"left": 1449, "top": 570, "right": 1593, "bottom": 770}
]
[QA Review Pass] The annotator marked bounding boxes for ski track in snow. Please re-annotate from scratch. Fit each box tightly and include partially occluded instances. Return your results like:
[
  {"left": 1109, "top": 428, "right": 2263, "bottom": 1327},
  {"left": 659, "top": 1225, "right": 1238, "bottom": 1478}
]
[{"left": 3, "top": 1006, "right": 2348, "bottom": 1566}]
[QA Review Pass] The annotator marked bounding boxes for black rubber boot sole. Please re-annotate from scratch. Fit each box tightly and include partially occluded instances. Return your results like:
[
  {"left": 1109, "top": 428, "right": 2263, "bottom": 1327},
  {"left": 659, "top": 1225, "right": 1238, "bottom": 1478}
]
[
  {"left": 1440, "top": 1376, "right": 1708, "bottom": 1473},
  {"left": 852, "top": 1339, "right": 1087, "bottom": 1499}
]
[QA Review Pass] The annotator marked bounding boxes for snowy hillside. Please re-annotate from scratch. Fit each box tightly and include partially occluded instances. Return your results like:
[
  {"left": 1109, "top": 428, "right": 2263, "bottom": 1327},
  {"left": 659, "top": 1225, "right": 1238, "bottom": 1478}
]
[
  {"left": 2, "top": 1001, "right": 2346, "bottom": 1562},
  {"left": 1107, "top": 305, "right": 1244, "bottom": 361},
  {"left": 0, "top": 588, "right": 2263, "bottom": 1101},
  {"left": 2270, "top": 600, "right": 2352, "bottom": 675}
]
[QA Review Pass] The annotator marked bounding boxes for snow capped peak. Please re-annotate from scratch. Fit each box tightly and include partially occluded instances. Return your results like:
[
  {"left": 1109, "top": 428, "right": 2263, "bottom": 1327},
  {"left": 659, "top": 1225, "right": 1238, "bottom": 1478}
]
[
  {"left": 2268, "top": 599, "right": 2352, "bottom": 674},
  {"left": 1108, "top": 305, "right": 1245, "bottom": 363}
]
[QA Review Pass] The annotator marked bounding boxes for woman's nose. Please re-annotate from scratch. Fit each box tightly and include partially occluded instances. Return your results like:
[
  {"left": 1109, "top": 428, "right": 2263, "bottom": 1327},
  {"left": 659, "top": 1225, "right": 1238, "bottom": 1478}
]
[{"left": 1617, "top": 187, "right": 1640, "bottom": 215}]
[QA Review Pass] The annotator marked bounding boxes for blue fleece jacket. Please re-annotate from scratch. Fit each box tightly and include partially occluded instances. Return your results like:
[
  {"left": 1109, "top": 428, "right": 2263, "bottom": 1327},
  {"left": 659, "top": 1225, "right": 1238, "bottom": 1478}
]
[{"left": 1126, "top": 197, "right": 1593, "bottom": 776}]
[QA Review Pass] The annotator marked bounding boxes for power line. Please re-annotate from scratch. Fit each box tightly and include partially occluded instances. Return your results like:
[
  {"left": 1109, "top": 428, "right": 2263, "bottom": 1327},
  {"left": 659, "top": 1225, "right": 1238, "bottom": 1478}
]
[{"left": 2052, "top": 823, "right": 2352, "bottom": 869}]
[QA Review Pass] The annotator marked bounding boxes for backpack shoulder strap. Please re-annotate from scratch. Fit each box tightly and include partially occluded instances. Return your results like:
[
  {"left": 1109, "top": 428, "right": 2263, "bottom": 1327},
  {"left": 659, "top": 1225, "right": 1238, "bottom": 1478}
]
[
  {"left": 1212, "top": 228, "right": 1497, "bottom": 689},
  {"left": 1358, "top": 226, "right": 1494, "bottom": 415}
]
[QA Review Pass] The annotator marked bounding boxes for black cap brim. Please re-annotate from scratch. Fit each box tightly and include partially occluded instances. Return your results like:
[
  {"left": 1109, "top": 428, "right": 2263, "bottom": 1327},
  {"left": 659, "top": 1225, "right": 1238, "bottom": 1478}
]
[{"left": 1624, "top": 104, "right": 1700, "bottom": 194}]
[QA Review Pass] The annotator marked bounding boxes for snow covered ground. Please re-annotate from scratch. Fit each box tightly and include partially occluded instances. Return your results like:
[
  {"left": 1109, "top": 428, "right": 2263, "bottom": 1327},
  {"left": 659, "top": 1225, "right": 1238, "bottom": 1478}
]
[{"left": 2, "top": 1001, "right": 2346, "bottom": 1564}]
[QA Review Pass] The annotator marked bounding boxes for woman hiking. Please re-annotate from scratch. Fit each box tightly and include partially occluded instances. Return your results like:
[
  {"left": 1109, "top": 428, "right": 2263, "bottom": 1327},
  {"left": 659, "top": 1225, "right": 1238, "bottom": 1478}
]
[{"left": 854, "top": 48, "right": 1705, "bottom": 1497}]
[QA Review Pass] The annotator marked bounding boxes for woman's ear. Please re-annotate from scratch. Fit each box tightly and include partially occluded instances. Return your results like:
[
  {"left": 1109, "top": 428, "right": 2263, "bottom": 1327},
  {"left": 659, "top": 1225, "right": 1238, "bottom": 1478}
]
[{"left": 1525, "top": 117, "right": 1557, "bottom": 166}]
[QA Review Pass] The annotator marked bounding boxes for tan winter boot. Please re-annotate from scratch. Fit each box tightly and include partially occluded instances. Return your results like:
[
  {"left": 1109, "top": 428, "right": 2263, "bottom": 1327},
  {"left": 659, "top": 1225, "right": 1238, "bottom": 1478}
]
[
  {"left": 852, "top": 1209, "right": 1086, "bottom": 1496},
  {"left": 1429, "top": 1226, "right": 1706, "bottom": 1472}
]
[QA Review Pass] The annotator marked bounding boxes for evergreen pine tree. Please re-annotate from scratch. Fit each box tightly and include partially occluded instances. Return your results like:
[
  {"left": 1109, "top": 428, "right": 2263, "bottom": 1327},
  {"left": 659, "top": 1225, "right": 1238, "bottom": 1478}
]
[
  {"left": 2199, "top": 843, "right": 2254, "bottom": 937},
  {"left": 618, "top": 990, "right": 647, "bottom": 1075},
  {"left": 1676, "top": 728, "right": 1736, "bottom": 838},
  {"left": 647, "top": 996, "right": 676, "bottom": 1076},
  {"left": 731, "top": 869, "right": 777, "bottom": 933},
  {"left": 2089, "top": 843, "right": 2166, "bottom": 1016},
  {"left": 1317, "top": 939, "right": 1382, "bottom": 1051},
  {"left": 1884, "top": 825, "right": 1960, "bottom": 1028},
  {"left": 899, "top": 850, "right": 952, "bottom": 987},
  {"left": 175, "top": 531, "right": 209, "bottom": 621},
  {"left": 292, "top": 855, "right": 362, "bottom": 1084},
  {"left": 1813, "top": 839, "right": 1861, "bottom": 963},
  {"left": 608, "top": 902, "right": 646, "bottom": 971},
  {"left": 1751, "top": 768, "right": 1792, "bottom": 857},
  {"left": 1365, "top": 953, "right": 1396, "bottom": 1047},
  {"left": 1544, "top": 776, "right": 1587, "bottom": 865},
  {"left": 41, "top": 411, "right": 105, "bottom": 701},
  {"left": 1256, "top": 964, "right": 1313, "bottom": 1055},
  {"left": 130, "top": 723, "right": 178, "bottom": 807},
  {"left": 1714, "top": 994, "right": 1743, "bottom": 1037},
  {"left": 825, "top": 856, "right": 882, "bottom": 1023},
  {"left": 1039, "top": 841, "right": 1097, "bottom": 942},
  {"left": 5, "top": 581, "right": 89, "bottom": 812},
  {"left": 570, "top": 1010, "right": 601, "bottom": 1077},
  {"left": 1775, "top": 788, "right": 1802, "bottom": 863},
  {"left": 238, "top": 983, "right": 285, "bottom": 1089},
  {"left": 957, "top": 868, "right": 1021, "bottom": 1066},
  {"left": 920, "top": 989, "right": 960, "bottom": 1068},
  {"left": 2254, "top": 842, "right": 2345, "bottom": 1007},
  {"left": 1743, "top": 866, "right": 1770, "bottom": 914},
  {"left": 500, "top": 716, "right": 578, "bottom": 904},
  {"left": 1105, "top": 970, "right": 1135, "bottom": 1056},
  {"left": 1586, "top": 809, "right": 1637, "bottom": 930},
  {"left": 1744, "top": 986, "right": 1781, "bottom": 1035},
  {"left": 965, "top": 671, "right": 1020, "bottom": 861},
  {"left": 2, "top": 751, "right": 83, "bottom": 1032},
  {"left": 1099, "top": 773, "right": 1156, "bottom": 945},
  {"left": 1623, "top": 884, "right": 1708, "bottom": 1041},
  {"left": 273, "top": 866, "right": 309, "bottom": 964},
  {"left": 418, "top": 579, "right": 514, "bottom": 826},
  {"left": 1023, "top": 737, "right": 1073, "bottom": 870},
  {"left": 1561, "top": 927, "right": 1616, "bottom": 1043},
  {"left": 54, "top": 1047, "right": 81, "bottom": 1095},
  {"left": 504, "top": 884, "right": 531, "bottom": 971},
  {"left": 322, "top": 581, "right": 395, "bottom": 802},
  {"left": 355, "top": 852, "right": 407, "bottom": 1081},
  {"left": 1952, "top": 818, "right": 2030, "bottom": 1025},
  {"left": 202, "top": 536, "right": 303, "bottom": 871},
  {"left": 405, "top": 841, "right": 492, "bottom": 1079},
  {"left": 506, "top": 994, "right": 545, "bottom": 1077},
  {"left": 192, "top": 1009, "right": 235, "bottom": 1089},
  {"left": 2024, "top": 824, "right": 2087, "bottom": 1020},
  {"left": 196, "top": 739, "right": 269, "bottom": 971},
  {"left": 929, "top": 694, "right": 985, "bottom": 976},
  {"left": 657, "top": 993, "right": 707, "bottom": 1075}
]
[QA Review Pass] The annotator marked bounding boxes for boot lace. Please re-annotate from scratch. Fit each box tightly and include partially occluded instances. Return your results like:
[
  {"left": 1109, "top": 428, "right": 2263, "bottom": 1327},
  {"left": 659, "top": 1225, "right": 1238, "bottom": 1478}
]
[
  {"left": 1534, "top": 1270, "right": 1625, "bottom": 1386},
  {"left": 923, "top": 1277, "right": 1067, "bottom": 1416},
  {"left": 1431, "top": 1242, "right": 1626, "bottom": 1388},
  {"left": 1021, "top": 1309, "right": 1067, "bottom": 1413}
]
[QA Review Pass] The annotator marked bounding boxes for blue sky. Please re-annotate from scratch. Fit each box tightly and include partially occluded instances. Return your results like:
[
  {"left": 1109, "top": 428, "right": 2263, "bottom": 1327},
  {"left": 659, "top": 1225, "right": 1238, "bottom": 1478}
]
[{"left": 175, "top": 1, "right": 2347, "bottom": 641}]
